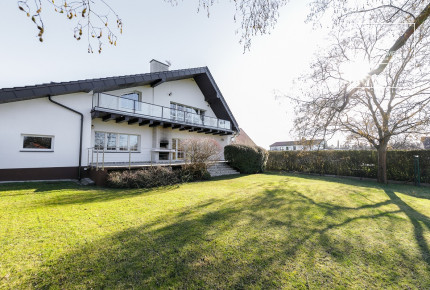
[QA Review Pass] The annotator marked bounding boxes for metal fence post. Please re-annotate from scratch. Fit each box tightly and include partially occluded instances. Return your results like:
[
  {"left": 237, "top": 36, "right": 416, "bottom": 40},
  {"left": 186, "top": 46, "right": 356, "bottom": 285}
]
[
  {"left": 96, "top": 149, "right": 99, "bottom": 171},
  {"left": 414, "top": 155, "right": 420, "bottom": 187},
  {"left": 102, "top": 147, "right": 105, "bottom": 171}
]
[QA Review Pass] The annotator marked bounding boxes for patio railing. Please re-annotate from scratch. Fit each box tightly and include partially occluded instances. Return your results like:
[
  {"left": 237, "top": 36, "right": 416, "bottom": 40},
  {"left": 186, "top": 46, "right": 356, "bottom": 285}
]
[{"left": 92, "top": 93, "right": 231, "bottom": 130}]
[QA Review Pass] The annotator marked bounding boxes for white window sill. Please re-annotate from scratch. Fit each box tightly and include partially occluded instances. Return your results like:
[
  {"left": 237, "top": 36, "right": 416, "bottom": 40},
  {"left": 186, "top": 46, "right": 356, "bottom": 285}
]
[{"left": 20, "top": 150, "right": 54, "bottom": 152}]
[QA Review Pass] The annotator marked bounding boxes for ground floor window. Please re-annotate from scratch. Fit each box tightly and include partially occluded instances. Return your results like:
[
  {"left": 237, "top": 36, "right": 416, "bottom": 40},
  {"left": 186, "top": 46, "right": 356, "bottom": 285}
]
[
  {"left": 94, "top": 131, "right": 139, "bottom": 152},
  {"left": 172, "top": 138, "right": 184, "bottom": 160},
  {"left": 21, "top": 134, "right": 54, "bottom": 151}
]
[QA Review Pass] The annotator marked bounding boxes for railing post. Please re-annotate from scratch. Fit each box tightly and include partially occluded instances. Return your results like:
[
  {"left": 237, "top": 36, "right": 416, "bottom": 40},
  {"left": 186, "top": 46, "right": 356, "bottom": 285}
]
[
  {"left": 102, "top": 147, "right": 105, "bottom": 171},
  {"left": 97, "top": 93, "right": 100, "bottom": 107},
  {"left": 96, "top": 148, "right": 99, "bottom": 171},
  {"left": 91, "top": 148, "right": 94, "bottom": 167},
  {"left": 133, "top": 100, "right": 136, "bottom": 114},
  {"left": 87, "top": 148, "right": 90, "bottom": 167},
  {"left": 129, "top": 151, "right": 131, "bottom": 170}
]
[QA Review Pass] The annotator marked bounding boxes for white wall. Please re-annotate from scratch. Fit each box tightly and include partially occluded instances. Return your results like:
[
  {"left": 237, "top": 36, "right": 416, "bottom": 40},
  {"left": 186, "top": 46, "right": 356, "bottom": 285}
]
[
  {"left": 0, "top": 78, "right": 234, "bottom": 170},
  {"left": 0, "top": 93, "right": 92, "bottom": 169}
]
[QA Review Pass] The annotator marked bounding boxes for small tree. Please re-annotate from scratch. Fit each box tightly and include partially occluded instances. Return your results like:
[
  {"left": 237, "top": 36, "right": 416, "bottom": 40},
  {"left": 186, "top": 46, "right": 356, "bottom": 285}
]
[{"left": 182, "top": 137, "right": 221, "bottom": 165}]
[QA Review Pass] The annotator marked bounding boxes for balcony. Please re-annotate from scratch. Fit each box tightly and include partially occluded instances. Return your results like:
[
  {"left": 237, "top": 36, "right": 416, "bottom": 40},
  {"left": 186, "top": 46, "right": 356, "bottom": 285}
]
[{"left": 92, "top": 93, "right": 232, "bottom": 134}]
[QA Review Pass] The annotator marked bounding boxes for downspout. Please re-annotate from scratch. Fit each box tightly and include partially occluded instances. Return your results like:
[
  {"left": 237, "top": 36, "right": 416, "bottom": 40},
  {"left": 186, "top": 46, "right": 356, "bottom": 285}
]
[{"left": 48, "top": 95, "right": 84, "bottom": 181}]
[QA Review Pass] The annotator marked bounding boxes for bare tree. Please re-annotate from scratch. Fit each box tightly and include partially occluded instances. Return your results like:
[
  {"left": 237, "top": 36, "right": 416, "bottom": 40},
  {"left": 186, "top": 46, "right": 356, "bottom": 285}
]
[
  {"left": 288, "top": 17, "right": 430, "bottom": 183},
  {"left": 182, "top": 137, "right": 222, "bottom": 166},
  {"left": 17, "top": 0, "right": 122, "bottom": 53},
  {"left": 16, "top": 1, "right": 430, "bottom": 54}
]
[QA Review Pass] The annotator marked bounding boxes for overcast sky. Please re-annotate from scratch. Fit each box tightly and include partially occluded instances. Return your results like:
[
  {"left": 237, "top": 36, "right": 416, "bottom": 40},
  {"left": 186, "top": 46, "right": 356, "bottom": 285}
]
[{"left": 0, "top": 0, "right": 328, "bottom": 149}]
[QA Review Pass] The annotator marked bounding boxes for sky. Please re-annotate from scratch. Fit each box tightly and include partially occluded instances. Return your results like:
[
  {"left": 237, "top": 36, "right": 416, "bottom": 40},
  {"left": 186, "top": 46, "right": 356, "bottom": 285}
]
[{"left": 0, "top": 0, "right": 329, "bottom": 149}]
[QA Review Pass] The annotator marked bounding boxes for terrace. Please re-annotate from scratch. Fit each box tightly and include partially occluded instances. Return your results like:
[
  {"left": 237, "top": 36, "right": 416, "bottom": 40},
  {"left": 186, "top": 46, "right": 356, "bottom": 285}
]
[{"left": 91, "top": 93, "right": 234, "bottom": 135}]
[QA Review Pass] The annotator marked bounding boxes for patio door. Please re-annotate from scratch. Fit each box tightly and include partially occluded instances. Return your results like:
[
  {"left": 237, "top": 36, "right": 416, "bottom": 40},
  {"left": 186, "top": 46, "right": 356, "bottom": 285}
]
[{"left": 172, "top": 139, "right": 184, "bottom": 161}]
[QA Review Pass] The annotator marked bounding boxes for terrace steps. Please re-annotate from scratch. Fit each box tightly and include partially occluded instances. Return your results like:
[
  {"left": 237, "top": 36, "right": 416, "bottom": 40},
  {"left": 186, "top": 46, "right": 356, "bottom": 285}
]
[{"left": 207, "top": 162, "right": 240, "bottom": 177}]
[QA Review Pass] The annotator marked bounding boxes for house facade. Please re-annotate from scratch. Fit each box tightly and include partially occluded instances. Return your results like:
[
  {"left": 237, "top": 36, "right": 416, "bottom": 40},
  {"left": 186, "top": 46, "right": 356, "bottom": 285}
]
[
  {"left": 270, "top": 139, "right": 325, "bottom": 151},
  {"left": 0, "top": 60, "right": 239, "bottom": 181}
]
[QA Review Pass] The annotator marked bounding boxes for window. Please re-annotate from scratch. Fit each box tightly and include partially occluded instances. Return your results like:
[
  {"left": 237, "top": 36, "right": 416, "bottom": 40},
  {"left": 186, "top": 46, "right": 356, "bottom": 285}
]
[
  {"left": 120, "top": 92, "right": 141, "bottom": 110},
  {"left": 107, "top": 133, "right": 117, "bottom": 151},
  {"left": 172, "top": 138, "right": 184, "bottom": 160},
  {"left": 21, "top": 135, "right": 54, "bottom": 151},
  {"left": 170, "top": 102, "right": 205, "bottom": 124},
  {"left": 118, "top": 134, "right": 128, "bottom": 151},
  {"left": 94, "top": 132, "right": 139, "bottom": 152}
]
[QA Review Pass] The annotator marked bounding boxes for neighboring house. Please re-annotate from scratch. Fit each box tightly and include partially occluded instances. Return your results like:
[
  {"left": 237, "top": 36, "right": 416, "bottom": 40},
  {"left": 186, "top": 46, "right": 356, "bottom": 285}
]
[
  {"left": 421, "top": 137, "right": 430, "bottom": 149},
  {"left": 270, "top": 139, "right": 326, "bottom": 151},
  {"left": 0, "top": 60, "right": 239, "bottom": 181},
  {"left": 232, "top": 128, "right": 257, "bottom": 147}
]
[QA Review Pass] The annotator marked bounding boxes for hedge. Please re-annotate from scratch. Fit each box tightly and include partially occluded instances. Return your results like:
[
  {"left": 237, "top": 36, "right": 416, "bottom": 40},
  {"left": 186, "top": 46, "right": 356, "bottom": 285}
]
[
  {"left": 267, "top": 150, "right": 430, "bottom": 183},
  {"left": 107, "top": 166, "right": 181, "bottom": 188},
  {"left": 224, "top": 144, "right": 268, "bottom": 174}
]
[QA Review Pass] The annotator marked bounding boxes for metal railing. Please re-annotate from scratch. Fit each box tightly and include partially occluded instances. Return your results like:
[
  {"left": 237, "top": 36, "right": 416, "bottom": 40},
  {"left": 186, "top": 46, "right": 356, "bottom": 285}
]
[
  {"left": 87, "top": 147, "right": 185, "bottom": 170},
  {"left": 92, "top": 93, "right": 232, "bottom": 130}
]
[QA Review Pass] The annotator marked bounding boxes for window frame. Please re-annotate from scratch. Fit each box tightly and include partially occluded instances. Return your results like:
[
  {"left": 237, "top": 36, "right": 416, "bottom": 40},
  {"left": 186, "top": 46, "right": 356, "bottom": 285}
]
[
  {"left": 20, "top": 134, "right": 54, "bottom": 152},
  {"left": 172, "top": 138, "right": 184, "bottom": 160},
  {"left": 94, "top": 131, "right": 140, "bottom": 152},
  {"left": 120, "top": 91, "right": 142, "bottom": 111},
  {"left": 170, "top": 102, "right": 205, "bottom": 123}
]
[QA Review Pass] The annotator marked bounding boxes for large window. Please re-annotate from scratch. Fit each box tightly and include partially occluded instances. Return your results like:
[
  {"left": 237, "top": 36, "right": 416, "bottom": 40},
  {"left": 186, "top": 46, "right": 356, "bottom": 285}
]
[
  {"left": 170, "top": 102, "right": 205, "bottom": 124},
  {"left": 94, "top": 132, "right": 139, "bottom": 152},
  {"left": 120, "top": 92, "right": 141, "bottom": 110},
  {"left": 21, "top": 135, "right": 54, "bottom": 151}
]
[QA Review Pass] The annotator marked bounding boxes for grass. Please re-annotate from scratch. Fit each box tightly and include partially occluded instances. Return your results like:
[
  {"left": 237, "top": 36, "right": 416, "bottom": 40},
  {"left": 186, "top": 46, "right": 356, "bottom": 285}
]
[{"left": 1, "top": 173, "right": 430, "bottom": 289}]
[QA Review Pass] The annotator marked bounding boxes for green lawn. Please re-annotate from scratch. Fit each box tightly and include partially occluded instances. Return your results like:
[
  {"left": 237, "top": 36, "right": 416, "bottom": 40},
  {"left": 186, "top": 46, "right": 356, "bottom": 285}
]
[{"left": 1, "top": 173, "right": 430, "bottom": 289}]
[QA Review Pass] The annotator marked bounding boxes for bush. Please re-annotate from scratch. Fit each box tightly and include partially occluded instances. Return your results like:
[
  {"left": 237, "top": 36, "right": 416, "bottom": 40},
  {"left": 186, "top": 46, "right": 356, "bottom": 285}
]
[
  {"left": 107, "top": 166, "right": 181, "bottom": 188},
  {"left": 224, "top": 144, "right": 268, "bottom": 174},
  {"left": 266, "top": 150, "right": 430, "bottom": 183},
  {"left": 180, "top": 163, "right": 211, "bottom": 182}
]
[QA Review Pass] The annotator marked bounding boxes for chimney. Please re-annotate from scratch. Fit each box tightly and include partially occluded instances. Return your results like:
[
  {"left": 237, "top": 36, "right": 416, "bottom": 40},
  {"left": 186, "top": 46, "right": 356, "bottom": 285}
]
[{"left": 150, "top": 59, "right": 170, "bottom": 73}]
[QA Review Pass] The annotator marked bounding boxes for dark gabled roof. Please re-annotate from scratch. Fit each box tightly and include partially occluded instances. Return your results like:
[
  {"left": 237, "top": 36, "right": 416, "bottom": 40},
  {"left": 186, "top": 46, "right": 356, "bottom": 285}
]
[
  {"left": 270, "top": 139, "right": 324, "bottom": 147},
  {"left": 0, "top": 67, "right": 239, "bottom": 131}
]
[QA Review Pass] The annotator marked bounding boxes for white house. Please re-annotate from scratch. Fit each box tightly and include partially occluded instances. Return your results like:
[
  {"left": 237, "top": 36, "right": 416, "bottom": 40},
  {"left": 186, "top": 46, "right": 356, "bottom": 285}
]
[
  {"left": 269, "top": 139, "right": 326, "bottom": 151},
  {"left": 0, "top": 60, "right": 239, "bottom": 182}
]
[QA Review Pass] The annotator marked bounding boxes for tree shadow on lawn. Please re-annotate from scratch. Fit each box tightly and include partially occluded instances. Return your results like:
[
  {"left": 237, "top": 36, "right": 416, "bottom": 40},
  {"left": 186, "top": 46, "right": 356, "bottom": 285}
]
[
  {"left": 37, "top": 184, "right": 182, "bottom": 207},
  {"left": 21, "top": 178, "right": 430, "bottom": 289},
  {"left": 32, "top": 175, "right": 244, "bottom": 207},
  {"left": 276, "top": 172, "right": 430, "bottom": 266},
  {"left": 0, "top": 181, "right": 95, "bottom": 197}
]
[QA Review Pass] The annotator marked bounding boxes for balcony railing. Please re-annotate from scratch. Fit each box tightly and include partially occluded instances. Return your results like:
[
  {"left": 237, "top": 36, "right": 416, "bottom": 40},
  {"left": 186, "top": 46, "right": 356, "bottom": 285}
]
[{"left": 92, "top": 93, "right": 232, "bottom": 130}]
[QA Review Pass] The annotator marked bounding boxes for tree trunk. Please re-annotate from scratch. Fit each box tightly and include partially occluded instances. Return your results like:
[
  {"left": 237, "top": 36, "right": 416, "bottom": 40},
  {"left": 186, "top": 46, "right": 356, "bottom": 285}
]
[{"left": 377, "top": 144, "right": 388, "bottom": 184}]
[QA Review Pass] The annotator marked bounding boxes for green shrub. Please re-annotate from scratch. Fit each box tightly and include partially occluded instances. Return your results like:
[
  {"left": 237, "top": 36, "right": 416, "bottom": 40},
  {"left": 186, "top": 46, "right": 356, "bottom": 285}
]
[
  {"left": 267, "top": 150, "right": 430, "bottom": 183},
  {"left": 107, "top": 166, "right": 181, "bottom": 188},
  {"left": 224, "top": 144, "right": 268, "bottom": 174},
  {"left": 180, "top": 163, "right": 211, "bottom": 182}
]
